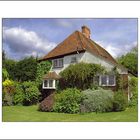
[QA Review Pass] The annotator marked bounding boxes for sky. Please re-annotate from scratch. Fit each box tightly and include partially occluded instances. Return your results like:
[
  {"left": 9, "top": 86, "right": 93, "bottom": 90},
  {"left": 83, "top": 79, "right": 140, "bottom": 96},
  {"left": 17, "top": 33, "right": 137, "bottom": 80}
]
[{"left": 2, "top": 18, "right": 138, "bottom": 60}]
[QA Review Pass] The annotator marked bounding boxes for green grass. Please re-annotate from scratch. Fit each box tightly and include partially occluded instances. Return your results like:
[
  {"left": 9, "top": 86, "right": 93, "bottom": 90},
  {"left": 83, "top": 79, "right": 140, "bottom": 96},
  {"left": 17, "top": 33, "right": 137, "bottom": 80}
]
[{"left": 2, "top": 105, "right": 138, "bottom": 122}]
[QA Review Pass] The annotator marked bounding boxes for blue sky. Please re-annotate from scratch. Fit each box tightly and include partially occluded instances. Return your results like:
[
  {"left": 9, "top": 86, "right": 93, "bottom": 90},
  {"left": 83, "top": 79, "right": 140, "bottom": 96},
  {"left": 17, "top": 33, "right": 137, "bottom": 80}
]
[{"left": 2, "top": 18, "right": 138, "bottom": 60}]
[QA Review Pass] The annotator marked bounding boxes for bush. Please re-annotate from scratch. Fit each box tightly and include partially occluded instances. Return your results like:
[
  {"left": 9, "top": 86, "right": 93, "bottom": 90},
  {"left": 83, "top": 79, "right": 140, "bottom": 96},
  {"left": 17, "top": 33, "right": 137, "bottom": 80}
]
[
  {"left": 22, "top": 81, "right": 40, "bottom": 105},
  {"left": 53, "top": 88, "right": 82, "bottom": 114},
  {"left": 13, "top": 83, "right": 24, "bottom": 105},
  {"left": 129, "top": 76, "right": 138, "bottom": 106},
  {"left": 113, "top": 91, "right": 128, "bottom": 111},
  {"left": 81, "top": 88, "right": 114, "bottom": 113},
  {"left": 59, "top": 62, "right": 104, "bottom": 90},
  {"left": 2, "top": 79, "right": 15, "bottom": 106},
  {"left": 38, "top": 93, "right": 55, "bottom": 112}
]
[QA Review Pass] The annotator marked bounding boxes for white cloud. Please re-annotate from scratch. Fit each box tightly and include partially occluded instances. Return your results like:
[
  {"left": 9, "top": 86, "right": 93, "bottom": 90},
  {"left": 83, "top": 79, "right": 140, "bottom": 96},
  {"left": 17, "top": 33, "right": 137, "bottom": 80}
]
[
  {"left": 3, "top": 27, "right": 56, "bottom": 59},
  {"left": 96, "top": 40, "right": 137, "bottom": 58},
  {"left": 56, "top": 19, "right": 73, "bottom": 28}
]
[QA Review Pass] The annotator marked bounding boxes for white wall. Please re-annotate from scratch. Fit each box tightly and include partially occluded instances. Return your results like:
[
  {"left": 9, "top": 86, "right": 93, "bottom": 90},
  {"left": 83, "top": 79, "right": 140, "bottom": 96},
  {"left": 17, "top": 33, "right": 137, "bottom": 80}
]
[
  {"left": 51, "top": 52, "right": 84, "bottom": 74},
  {"left": 81, "top": 51, "right": 115, "bottom": 71},
  {"left": 51, "top": 51, "right": 128, "bottom": 74}
]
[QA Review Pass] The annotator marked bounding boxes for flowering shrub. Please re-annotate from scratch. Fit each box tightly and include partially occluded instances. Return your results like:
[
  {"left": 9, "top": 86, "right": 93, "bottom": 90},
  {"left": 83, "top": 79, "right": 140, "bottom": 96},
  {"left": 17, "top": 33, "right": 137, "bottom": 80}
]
[{"left": 2, "top": 79, "right": 15, "bottom": 106}]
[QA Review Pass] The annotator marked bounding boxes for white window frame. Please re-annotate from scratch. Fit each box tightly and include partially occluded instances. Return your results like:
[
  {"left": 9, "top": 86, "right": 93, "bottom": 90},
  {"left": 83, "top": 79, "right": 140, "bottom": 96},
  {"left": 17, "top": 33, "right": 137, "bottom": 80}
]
[
  {"left": 99, "top": 75, "right": 116, "bottom": 86},
  {"left": 42, "top": 79, "right": 56, "bottom": 89},
  {"left": 53, "top": 58, "right": 63, "bottom": 68}
]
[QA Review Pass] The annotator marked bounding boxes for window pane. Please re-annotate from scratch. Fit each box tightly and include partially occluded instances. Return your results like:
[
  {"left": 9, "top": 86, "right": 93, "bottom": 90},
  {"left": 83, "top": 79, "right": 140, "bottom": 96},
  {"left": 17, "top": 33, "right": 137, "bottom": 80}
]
[
  {"left": 44, "top": 80, "right": 48, "bottom": 87},
  {"left": 101, "top": 75, "right": 107, "bottom": 85},
  {"left": 59, "top": 59, "right": 63, "bottom": 67},
  {"left": 49, "top": 80, "right": 53, "bottom": 87},
  {"left": 108, "top": 75, "right": 115, "bottom": 85},
  {"left": 71, "top": 57, "right": 77, "bottom": 63},
  {"left": 53, "top": 60, "right": 58, "bottom": 68}
]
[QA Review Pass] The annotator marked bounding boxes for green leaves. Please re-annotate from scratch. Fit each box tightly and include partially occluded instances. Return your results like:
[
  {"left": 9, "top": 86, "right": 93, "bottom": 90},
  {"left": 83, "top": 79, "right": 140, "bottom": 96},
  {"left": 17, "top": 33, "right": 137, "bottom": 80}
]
[
  {"left": 53, "top": 88, "right": 82, "bottom": 114},
  {"left": 60, "top": 62, "right": 105, "bottom": 90},
  {"left": 36, "top": 61, "right": 51, "bottom": 86},
  {"left": 117, "top": 46, "right": 138, "bottom": 76}
]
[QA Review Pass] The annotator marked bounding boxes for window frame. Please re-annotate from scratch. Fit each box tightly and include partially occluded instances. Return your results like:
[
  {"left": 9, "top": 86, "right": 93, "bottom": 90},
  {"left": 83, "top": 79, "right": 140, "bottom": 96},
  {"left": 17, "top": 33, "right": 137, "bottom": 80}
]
[
  {"left": 99, "top": 75, "right": 116, "bottom": 86},
  {"left": 52, "top": 58, "right": 63, "bottom": 68},
  {"left": 43, "top": 79, "right": 56, "bottom": 89},
  {"left": 71, "top": 56, "right": 77, "bottom": 63}
]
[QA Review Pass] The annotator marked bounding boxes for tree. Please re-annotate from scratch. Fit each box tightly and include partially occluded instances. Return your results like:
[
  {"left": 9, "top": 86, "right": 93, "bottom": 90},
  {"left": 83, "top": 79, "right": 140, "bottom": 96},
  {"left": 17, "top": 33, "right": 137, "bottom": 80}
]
[
  {"left": 15, "top": 56, "right": 38, "bottom": 82},
  {"left": 4, "top": 59, "right": 17, "bottom": 80},
  {"left": 117, "top": 46, "right": 138, "bottom": 76}
]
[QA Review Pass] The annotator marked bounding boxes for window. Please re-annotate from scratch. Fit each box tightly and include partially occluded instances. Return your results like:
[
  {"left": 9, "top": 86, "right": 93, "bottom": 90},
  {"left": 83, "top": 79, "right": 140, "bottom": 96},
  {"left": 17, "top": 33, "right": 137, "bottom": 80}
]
[
  {"left": 53, "top": 58, "right": 63, "bottom": 68},
  {"left": 43, "top": 79, "right": 55, "bottom": 89},
  {"left": 100, "top": 75, "right": 116, "bottom": 86},
  {"left": 71, "top": 57, "right": 77, "bottom": 63}
]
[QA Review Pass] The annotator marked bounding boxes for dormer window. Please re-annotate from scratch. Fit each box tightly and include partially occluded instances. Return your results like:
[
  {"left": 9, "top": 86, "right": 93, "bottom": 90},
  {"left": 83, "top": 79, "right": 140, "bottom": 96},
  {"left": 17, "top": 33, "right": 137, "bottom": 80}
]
[
  {"left": 53, "top": 58, "right": 63, "bottom": 68},
  {"left": 71, "top": 57, "right": 77, "bottom": 63}
]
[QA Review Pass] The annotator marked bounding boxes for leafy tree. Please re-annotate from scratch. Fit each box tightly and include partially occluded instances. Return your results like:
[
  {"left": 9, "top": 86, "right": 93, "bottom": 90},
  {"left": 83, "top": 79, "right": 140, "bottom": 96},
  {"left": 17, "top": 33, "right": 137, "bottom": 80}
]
[
  {"left": 117, "top": 46, "right": 138, "bottom": 76},
  {"left": 4, "top": 59, "right": 17, "bottom": 80},
  {"left": 14, "top": 57, "right": 38, "bottom": 82},
  {"left": 2, "top": 68, "right": 9, "bottom": 81}
]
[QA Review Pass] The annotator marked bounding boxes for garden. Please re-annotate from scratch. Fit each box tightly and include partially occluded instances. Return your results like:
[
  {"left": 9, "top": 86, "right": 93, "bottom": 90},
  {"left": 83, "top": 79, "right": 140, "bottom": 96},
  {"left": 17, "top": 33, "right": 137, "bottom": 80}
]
[{"left": 2, "top": 48, "right": 138, "bottom": 122}]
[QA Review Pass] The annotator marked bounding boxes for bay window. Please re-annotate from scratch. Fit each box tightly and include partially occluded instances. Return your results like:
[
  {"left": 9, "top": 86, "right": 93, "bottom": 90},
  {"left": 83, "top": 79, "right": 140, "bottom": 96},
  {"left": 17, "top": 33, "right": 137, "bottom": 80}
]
[{"left": 43, "top": 79, "right": 56, "bottom": 89}]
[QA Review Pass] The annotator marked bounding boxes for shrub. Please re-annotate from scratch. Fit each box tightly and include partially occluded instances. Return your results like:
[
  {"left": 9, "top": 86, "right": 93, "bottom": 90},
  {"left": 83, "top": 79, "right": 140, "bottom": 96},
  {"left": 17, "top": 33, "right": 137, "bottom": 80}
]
[
  {"left": 81, "top": 88, "right": 114, "bottom": 113},
  {"left": 2, "top": 79, "right": 15, "bottom": 106},
  {"left": 13, "top": 83, "right": 24, "bottom": 105},
  {"left": 113, "top": 91, "right": 128, "bottom": 111},
  {"left": 129, "top": 76, "right": 138, "bottom": 106},
  {"left": 53, "top": 88, "right": 82, "bottom": 114},
  {"left": 59, "top": 62, "right": 105, "bottom": 90},
  {"left": 22, "top": 81, "right": 40, "bottom": 105},
  {"left": 38, "top": 93, "right": 55, "bottom": 112}
]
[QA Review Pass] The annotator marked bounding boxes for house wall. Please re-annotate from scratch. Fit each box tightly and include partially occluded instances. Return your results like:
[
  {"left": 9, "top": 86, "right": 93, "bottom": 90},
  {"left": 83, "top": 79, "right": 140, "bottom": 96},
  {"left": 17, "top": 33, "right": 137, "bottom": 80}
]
[
  {"left": 51, "top": 51, "right": 128, "bottom": 75},
  {"left": 80, "top": 51, "right": 115, "bottom": 71},
  {"left": 51, "top": 52, "right": 85, "bottom": 74}
]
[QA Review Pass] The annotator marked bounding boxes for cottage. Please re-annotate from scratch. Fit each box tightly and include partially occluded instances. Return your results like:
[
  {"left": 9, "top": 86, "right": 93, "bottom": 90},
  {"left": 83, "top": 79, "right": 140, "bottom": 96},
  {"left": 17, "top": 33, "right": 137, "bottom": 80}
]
[{"left": 40, "top": 26, "right": 130, "bottom": 100}]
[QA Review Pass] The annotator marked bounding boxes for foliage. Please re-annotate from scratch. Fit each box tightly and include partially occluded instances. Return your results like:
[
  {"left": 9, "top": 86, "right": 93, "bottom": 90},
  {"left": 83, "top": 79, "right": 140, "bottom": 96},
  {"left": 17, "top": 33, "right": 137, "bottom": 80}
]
[
  {"left": 129, "top": 76, "right": 138, "bottom": 106},
  {"left": 38, "top": 93, "right": 55, "bottom": 112},
  {"left": 53, "top": 88, "right": 82, "bottom": 114},
  {"left": 117, "top": 46, "right": 138, "bottom": 76},
  {"left": 13, "top": 83, "right": 24, "bottom": 105},
  {"left": 21, "top": 81, "right": 40, "bottom": 105},
  {"left": 15, "top": 57, "right": 38, "bottom": 82},
  {"left": 3, "top": 59, "right": 17, "bottom": 80},
  {"left": 36, "top": 61, "right": 51, "bottom": 86},
  {"left": 3, "top": 56, "right": 38, "bottom": 82},
  {"left": 2, "top": 79, "right": 15, "bottom": 106},
  {"left": 113, "top": 91, "right": 128, "bottom": 111},
  {"left": 59, "top": 62, "right": 105, "bottom": 90},
  {"left": 81, "top": 88, "right": 114, "bottom": 113},
  {"left": 2, "top": 68, "right": 9, "bottom": 81}
]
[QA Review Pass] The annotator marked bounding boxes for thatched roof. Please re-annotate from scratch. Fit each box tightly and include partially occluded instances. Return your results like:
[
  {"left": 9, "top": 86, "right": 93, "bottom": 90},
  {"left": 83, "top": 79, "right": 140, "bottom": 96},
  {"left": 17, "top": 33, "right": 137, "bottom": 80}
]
[{"left": 43, "top": 71, "right": 61, "bottom": 80}]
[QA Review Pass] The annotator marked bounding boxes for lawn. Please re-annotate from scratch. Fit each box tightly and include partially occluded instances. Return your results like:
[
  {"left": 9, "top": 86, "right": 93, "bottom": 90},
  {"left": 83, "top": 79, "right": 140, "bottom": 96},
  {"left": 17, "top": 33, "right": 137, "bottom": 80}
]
[{"left": 2, "top": 105, "right": 138, "bottom": 122}]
